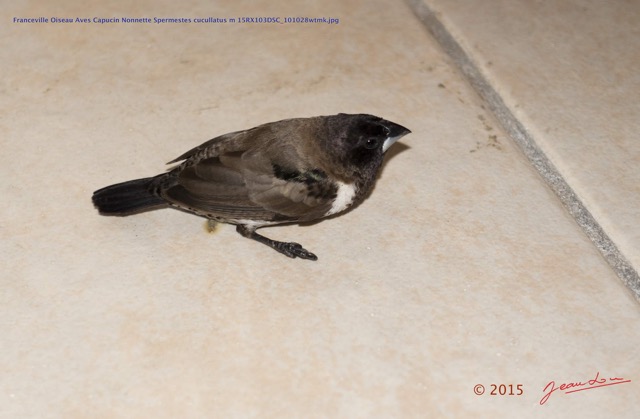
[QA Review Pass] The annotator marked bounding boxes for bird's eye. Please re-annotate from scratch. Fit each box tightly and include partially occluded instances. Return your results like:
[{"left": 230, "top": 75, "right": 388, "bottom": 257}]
[{"left": 364, "top": 137, "right": 381, "bottom": 149}]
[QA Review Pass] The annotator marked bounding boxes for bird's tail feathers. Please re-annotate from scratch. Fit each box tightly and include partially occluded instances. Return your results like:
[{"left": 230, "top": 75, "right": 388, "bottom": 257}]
[{"left": 92, "top": 177, "right": 166, "bottom": 215}]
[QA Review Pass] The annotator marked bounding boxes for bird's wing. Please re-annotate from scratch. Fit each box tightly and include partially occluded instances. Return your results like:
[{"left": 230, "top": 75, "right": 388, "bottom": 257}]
[
  {"left": 160, "top": 146, "right": 337, "bottom": 223},
  {"left": 166, "top": 129, "right": 254, "bottom": 164}
]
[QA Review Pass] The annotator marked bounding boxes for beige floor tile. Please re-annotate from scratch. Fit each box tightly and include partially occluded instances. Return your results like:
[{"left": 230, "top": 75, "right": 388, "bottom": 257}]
[
  {"left": 421, "top": 0, "right": 640, "bottom": 279},
  {"left": 2, "top": 0, "right": 639, "bottom": 418}
]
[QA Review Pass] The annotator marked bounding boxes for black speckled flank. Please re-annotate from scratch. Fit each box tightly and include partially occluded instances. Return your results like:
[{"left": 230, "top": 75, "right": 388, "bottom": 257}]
[
  {"left": 272, "top": 164, "right": 339, "bottom": 202},
  {"left": 272, "top": 164, "right": 328, "bottom": 185}
]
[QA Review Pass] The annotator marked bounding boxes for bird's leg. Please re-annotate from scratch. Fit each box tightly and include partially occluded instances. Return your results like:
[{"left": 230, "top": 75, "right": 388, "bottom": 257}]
[{"left": 236, "top": 225, "right": 318, "bottom": 261}]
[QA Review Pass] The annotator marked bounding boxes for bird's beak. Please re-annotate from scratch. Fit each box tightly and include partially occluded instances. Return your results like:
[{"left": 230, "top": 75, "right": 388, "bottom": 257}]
[{"left": 382, "top": 122, "right": 412, "bottom": 153}]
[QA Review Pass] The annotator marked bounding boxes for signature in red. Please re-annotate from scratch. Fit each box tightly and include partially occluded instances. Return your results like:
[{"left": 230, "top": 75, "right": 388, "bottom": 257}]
[{"left": 540, "top": 372, "right": 631, "bottom": 405}]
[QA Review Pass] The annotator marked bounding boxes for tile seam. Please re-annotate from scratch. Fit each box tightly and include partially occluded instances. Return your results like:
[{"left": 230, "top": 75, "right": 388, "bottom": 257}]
[{"left": 406, "top": 0, "right": 640, "bottom": 301}]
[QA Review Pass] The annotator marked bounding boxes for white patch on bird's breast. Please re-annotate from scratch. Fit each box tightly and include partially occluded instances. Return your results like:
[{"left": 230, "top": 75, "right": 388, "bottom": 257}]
[{"left": 325, "top": 181, "right": 357, "bottom": 216}]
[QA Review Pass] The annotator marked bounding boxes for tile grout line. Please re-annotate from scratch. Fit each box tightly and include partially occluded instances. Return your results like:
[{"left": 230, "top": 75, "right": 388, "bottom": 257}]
[{"left": 407, "top": 0, "right": 640, "bottom": 301}]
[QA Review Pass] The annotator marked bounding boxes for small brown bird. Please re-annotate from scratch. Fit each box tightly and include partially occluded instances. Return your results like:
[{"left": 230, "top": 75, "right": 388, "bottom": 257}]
[{"left": 92, "top": 113, "right": 411, "bottom": 260}]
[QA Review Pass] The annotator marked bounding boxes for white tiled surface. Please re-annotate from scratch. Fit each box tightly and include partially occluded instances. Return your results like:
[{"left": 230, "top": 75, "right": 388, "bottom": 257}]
[
  {"left": 423, "top": 0, "right": 640, "bottom": 273},
  {"left": 2, "top": 0, "right": 639, "bottom": 418}
]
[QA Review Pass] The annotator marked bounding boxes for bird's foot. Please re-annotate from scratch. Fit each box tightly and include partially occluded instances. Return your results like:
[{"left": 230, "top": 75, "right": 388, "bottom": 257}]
[
  {"left": 236, "top": 224, "right": 318, "bottom": 261},
  {"left": 273, "top": 241, "right": 318, "bottom": 260}
]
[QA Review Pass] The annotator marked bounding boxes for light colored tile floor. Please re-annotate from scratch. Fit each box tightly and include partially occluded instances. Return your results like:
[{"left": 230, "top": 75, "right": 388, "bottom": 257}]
[
  {"left": 2, "top": 0, "right": 639, "bottom": 418},
  {"left": 417, "top": 0, "right": 640, "bottom": 289}
]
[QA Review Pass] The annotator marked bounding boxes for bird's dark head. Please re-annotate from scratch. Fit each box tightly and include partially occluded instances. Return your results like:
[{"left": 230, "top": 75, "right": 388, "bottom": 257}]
[{"left": 322, "top": 113, "right": 411, "bottom": 183}]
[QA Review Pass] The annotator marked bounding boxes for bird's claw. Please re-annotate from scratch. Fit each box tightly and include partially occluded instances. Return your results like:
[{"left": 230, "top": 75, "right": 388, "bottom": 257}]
[{"left": 280, "top": 242, "right": 318, "bottom": 261}]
